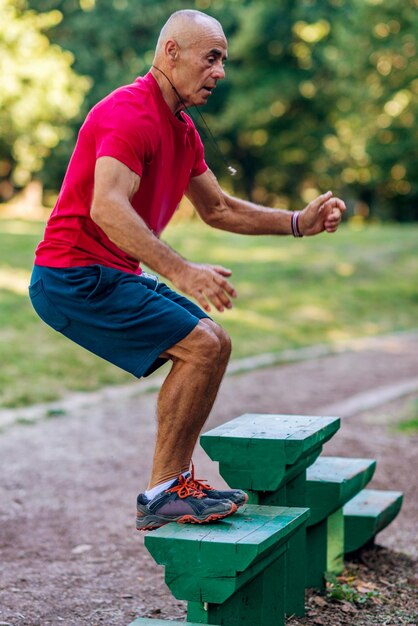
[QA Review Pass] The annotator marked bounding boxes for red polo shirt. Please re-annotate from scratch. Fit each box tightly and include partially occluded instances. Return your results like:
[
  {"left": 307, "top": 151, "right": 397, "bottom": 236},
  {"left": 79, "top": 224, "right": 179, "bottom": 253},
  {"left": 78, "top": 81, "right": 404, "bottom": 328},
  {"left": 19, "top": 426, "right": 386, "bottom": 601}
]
[{"left": 35, "top": 72, "right": 208, "bottom": 274}]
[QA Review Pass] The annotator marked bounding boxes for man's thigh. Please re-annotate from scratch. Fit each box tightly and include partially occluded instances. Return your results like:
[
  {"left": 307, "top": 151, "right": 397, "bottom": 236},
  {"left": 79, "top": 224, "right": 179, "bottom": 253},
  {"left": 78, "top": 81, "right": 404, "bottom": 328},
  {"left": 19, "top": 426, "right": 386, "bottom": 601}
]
[{"left": 29, "top": 265, "right": 209, "bottom": 378}]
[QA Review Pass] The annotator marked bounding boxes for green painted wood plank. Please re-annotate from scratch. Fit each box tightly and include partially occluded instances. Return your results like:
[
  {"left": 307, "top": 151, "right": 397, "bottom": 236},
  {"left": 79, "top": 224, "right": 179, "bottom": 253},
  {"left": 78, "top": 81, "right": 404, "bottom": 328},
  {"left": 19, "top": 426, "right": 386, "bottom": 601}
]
[
  {"left": 202, "top": 414, "right": 339, "bottom": 446},
  {"left": 306, "top": 519, "right": 327, "bottom": 589},
  {"left": 343, "top": 489, "right": 403, "bottom": 553},
  {"left": 144, "top": 505, "right": 309, "bottom": 603},
  {"left": 217, "top": 463, "right": 286, "bottom": 492},
  {"left": 307, "top": 457, "right": 376, "bottom": 483},
  {"left": 306, "top": 457, "right": 376, "bottom": 525},
  {"left": 201, "top": 414, "right": 340, "bottom": 491},
  {"left": 285, "top": 525, "right": 307, "bottom": 616},
  {"left": 326, "top": 508, "right": 345, "bottom": 575},
  {"left": 284, "top": 449, "right": 321, "bottom": 485},
  {"left": 144, "top": 526, "right": 213, "bottom": 574},
  {"left": 145, "top": 506, "right": 309, "bottom": 549},
  {"left": 163, "top": 542, "right": 289, "bottom": 603},
  {"left": 186, "top": 602, "right": 210, "bottom": 624},
  {"left": 145, "top": 505, "right": 309, "bottom": 574},
  {"left": 200, "top": 544, "right": 288, "bottom": 604},
  {"left": 306, "top": 506, "right": 345, "bottom": 589},
  {"left": 233, "top": 506, "right": 309, "bottom": 550},
  {"left": 188, "top": 551, "right": 287, "bottom": 625},
  {"left": 129, "top": 617, "right": 201, "bottom": 626}
]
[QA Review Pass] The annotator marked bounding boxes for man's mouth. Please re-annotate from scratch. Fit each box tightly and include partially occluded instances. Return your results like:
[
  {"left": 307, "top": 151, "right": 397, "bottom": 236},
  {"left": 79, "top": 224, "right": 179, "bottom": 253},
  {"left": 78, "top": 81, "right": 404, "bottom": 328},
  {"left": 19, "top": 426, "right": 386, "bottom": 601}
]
[{"left": 202, "top": 85, "right": 215, "bottom": 94}]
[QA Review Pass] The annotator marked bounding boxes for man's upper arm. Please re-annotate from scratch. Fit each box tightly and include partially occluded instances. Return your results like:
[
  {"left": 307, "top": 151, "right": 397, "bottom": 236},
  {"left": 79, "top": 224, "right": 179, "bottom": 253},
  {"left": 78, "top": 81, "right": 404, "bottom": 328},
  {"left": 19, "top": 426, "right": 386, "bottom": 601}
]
[
  {"left": 92, "top": 156, "right": 141, "bottom": 216},
  {"left": 186, "top": 168, "right": 228, "bottom": 225}
]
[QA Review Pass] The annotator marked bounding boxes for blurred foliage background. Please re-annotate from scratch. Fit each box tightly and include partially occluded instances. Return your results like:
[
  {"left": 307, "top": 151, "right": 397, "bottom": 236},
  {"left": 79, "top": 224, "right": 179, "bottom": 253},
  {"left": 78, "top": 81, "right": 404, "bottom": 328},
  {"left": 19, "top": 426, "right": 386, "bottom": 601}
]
[
  {"left": 0, "top": 0, "right": 417, "bottom": 220},
  {"left": 1, "top": 0, "right": 417, "bottom": 407}
]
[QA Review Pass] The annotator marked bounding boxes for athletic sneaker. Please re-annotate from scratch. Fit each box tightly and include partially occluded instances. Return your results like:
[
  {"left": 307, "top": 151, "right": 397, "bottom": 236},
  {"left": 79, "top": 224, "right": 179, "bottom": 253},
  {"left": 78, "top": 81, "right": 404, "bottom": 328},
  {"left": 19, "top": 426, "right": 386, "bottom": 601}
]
[
  {"left": 187, "top": 462, "right": 248, "bottom": 508},
  {"left": 136, "top": 474, "right": 237, "bottom": 531}
]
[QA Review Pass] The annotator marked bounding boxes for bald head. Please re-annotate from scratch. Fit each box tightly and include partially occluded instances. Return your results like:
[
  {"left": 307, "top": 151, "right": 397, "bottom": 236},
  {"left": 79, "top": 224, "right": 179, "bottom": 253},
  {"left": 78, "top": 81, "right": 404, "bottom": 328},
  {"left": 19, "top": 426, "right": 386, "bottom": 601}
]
[
  {"left": 151, "top": 10, "right": 227, "bottom": 113},
  {"left": 155, "top": 10, "right": 225, "bottom": 58}
]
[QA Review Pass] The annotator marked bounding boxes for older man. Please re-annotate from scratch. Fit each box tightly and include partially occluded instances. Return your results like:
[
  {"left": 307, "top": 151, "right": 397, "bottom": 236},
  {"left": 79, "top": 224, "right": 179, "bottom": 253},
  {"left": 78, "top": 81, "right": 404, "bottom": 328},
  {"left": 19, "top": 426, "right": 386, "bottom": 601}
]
[{"left": 30, "top": 10, "right": 345, "bottom": 530}]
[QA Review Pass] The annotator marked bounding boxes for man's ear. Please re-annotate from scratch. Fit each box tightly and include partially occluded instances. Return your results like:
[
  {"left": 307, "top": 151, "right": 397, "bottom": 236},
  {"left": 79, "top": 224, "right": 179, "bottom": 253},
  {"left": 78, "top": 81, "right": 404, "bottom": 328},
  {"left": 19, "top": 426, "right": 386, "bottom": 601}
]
[{"left": 165, "top": 39, "right": 179, "bottom": 65}]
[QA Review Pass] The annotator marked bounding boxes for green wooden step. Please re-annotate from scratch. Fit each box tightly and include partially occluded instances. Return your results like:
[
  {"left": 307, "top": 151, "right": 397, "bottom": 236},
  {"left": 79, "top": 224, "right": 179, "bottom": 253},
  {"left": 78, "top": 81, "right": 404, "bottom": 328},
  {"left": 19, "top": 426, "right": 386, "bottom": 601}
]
[
  {"left": 343, "top": 489, "right": 403, "bottom": 553},
  {"left": 144, "top": 504, "right": 309, "bottom": 604},
  {"left": 200, "top": 414, "right": 340, "bottom": 617},
  {"left": 201, "top": 414, "right": 340, "bottom": 491},
  {"left": 305, "top": 458, "right": 376, "bottom": 587},
  {"left": 306, "top": 456, "right": 376, "bottom": 526},
  {"left": 144, "top": 504, "right": 309, "bottom": 626}
]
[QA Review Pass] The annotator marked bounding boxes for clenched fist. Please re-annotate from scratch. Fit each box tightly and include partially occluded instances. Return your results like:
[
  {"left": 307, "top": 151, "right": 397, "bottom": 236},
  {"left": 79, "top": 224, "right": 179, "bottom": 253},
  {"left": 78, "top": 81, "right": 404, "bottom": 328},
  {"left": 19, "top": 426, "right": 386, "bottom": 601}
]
[{"left": 299, "top": 191, "right": 346, "bottom": 236}]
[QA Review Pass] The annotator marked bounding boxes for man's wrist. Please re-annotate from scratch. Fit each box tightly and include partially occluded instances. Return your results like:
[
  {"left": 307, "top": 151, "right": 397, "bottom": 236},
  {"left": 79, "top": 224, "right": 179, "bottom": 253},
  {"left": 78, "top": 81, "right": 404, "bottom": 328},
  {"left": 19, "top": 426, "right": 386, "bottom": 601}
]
[
  {"left": 291, "top": 211, "right": 304, "bottom": 237},
  {"left": 165, "top": 256, "right": 190, "bottom": 284}
]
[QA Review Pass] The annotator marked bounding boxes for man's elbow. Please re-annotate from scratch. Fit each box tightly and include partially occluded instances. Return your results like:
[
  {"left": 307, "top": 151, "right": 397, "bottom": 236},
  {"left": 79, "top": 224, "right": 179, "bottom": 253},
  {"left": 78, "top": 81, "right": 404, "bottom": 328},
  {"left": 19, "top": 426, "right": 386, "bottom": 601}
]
[
  {"left": 90, "top": 198, "right": 109, "bottom": 229},
  {"left": 200, "top": 198, "right": 230, "bottom": 228},
  {"left": 90, "top": 205, "right": 99, "bottom": 225}
]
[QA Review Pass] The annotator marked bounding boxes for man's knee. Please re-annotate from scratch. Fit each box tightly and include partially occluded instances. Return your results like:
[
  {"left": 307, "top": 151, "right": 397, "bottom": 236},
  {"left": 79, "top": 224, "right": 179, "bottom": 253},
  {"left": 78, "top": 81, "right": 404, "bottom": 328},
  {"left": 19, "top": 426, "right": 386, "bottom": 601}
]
[
  {"left": 162, "top": 319, "right": 231, "bottom": 368},
  {"left": 200, "top": 319, "right": 231, "bottom": 362},
  {"left": 190, "top": 321, "right": 224, "bottom": 366}
]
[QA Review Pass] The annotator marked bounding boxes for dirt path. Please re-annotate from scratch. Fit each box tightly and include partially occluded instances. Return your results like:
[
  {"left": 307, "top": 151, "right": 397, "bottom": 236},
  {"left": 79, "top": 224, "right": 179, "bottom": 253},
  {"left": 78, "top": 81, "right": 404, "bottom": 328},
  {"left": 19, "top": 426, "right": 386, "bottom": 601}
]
[{"left": 0, "top": 332, "right": 417, "bottom": 626}]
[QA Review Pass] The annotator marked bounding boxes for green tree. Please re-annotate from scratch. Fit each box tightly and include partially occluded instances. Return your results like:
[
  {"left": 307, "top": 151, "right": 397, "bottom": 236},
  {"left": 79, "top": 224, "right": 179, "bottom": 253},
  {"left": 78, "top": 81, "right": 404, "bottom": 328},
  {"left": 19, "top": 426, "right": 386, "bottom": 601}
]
[
  {"left": 0, "top": 0, "right": 90, "bottom": 199},
  {"left": 341, "top": 0, "right": 418, "bottom": 221},
  {"left": 201, "top": 0, "right": 346, "bottom": 207},
  {"left": 28, "top": 0, "right": 191, "bottom": 189},
  {"left": 209, "top": 0, "right": 418, "bottom": 219},
  {"left": 21, "top": 0, "right": 418, "bottom": 219}
]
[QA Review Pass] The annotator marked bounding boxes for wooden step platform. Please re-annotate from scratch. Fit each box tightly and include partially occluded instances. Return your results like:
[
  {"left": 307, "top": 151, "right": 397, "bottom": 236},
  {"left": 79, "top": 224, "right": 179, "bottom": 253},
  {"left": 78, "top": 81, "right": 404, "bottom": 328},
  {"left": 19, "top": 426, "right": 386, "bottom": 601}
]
[
  {"left": 303, "top": 456, "right": 376, "bottom": 587},
  {"left": 143, "top": 504, "right": 309, "bottom": 626},
  {"left": 306, "top": 456, "right": 376, "bottom": 525},
  {"left": 201, "top": 413, "right": 340, "bottom": 616},
  {"left": 343, "top": 488, "right": 403, "bottom": 553},
  {"left": 200, "top": 413, "right": 340, "bottom": 492}
]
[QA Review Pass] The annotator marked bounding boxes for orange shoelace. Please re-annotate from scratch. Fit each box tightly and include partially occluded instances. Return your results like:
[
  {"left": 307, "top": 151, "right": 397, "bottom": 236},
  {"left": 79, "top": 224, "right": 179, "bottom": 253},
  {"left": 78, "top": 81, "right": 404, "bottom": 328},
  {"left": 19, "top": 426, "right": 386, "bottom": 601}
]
[
  {"left": 188, "top": 461, "right": 215, "bottom": 492},
  {"left": 165, "top": 473, "right": 205, "bottom": 499}
]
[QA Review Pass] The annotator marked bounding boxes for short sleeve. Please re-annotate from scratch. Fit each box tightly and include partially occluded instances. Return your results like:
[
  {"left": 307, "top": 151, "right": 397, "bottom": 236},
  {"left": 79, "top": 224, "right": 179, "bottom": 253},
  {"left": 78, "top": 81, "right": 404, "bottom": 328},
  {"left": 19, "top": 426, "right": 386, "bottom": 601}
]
[
  {"left": 94, "top": 102, "right": 155, "bottom": 177},
  {"left": 190, "top": 126, "right": 208, "bottom": 178}
]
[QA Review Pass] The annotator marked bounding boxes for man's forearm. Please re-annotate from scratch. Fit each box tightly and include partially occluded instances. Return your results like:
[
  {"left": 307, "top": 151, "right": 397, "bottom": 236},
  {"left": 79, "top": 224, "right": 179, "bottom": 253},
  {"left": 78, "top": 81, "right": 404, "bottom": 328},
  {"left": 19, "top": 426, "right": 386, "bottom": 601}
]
[
  {"left": 210, "top": 193, "right": 294, "bottom": 235},
  {"left": 194, "top": 187, "right": 341, "bottom": 238},
  {"left": 91, "top": 197, "right": 187, "bottom": 281},
  {"left": 188, "top": 171, "right": 342, "bottom": 237}
]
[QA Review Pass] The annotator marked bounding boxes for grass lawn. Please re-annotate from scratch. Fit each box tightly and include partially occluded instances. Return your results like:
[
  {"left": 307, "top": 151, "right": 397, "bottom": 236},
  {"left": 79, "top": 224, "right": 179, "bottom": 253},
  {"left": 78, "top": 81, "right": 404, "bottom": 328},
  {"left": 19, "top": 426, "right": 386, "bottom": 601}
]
[{"left": 0, "top": 216, "right": 417, "bottom": 407}]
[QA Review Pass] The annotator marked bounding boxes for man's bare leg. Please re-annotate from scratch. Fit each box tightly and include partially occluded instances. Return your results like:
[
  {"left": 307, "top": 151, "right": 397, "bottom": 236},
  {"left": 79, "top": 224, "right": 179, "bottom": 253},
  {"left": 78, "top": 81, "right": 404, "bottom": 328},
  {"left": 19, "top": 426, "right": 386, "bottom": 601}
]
[{"left": 147, "top": 319, "right": 231, "bottom": 488}]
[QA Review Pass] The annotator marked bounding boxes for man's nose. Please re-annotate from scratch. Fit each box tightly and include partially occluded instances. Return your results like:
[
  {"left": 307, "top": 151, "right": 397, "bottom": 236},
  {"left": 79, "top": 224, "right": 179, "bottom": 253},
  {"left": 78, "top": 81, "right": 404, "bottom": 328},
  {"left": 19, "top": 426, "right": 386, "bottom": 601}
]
[{"left": 212, "top": 61, "right": 225, "bottom": 80}]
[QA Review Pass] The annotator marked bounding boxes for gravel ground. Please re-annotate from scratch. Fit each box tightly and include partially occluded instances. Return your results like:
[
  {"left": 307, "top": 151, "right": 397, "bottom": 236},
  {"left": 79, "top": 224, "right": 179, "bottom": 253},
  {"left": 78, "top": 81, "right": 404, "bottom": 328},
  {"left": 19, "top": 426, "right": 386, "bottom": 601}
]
[{"left": 0, "top": 331, "right": 417, "bottom": 626}]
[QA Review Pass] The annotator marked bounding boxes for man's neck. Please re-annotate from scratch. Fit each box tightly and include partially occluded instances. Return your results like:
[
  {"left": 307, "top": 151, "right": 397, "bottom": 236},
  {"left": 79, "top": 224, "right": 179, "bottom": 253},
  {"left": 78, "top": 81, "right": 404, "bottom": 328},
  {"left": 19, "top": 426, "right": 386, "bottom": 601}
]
[{"left": 150, "top": 66, "right": 185, "bottom": 116}]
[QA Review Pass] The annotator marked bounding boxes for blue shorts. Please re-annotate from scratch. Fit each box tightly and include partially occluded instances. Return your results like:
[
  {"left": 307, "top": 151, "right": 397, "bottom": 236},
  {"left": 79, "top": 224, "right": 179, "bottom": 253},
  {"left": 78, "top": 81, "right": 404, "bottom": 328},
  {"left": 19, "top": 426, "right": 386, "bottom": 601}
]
[{"left": 29, "top": 265, "right": 210, "bottom": 378}]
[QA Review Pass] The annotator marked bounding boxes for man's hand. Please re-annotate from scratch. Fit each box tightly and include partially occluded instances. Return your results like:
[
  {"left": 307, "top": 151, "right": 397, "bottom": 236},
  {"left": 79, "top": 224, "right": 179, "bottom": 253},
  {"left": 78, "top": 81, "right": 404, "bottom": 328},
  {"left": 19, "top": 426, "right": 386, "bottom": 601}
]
[
  {"left": 299, "top": 191, "right": 346, "bottom": 236},
  {"left": 172, "top": 262, "right": 237, "bottom": 313}
]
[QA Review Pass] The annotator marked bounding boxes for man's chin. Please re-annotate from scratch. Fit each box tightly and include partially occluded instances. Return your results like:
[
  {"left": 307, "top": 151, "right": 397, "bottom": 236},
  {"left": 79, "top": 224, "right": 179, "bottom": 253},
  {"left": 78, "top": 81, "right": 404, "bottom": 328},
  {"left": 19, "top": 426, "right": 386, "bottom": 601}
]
[{"left": 196, "top": 93, "right": 210, "bottom": 105}]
